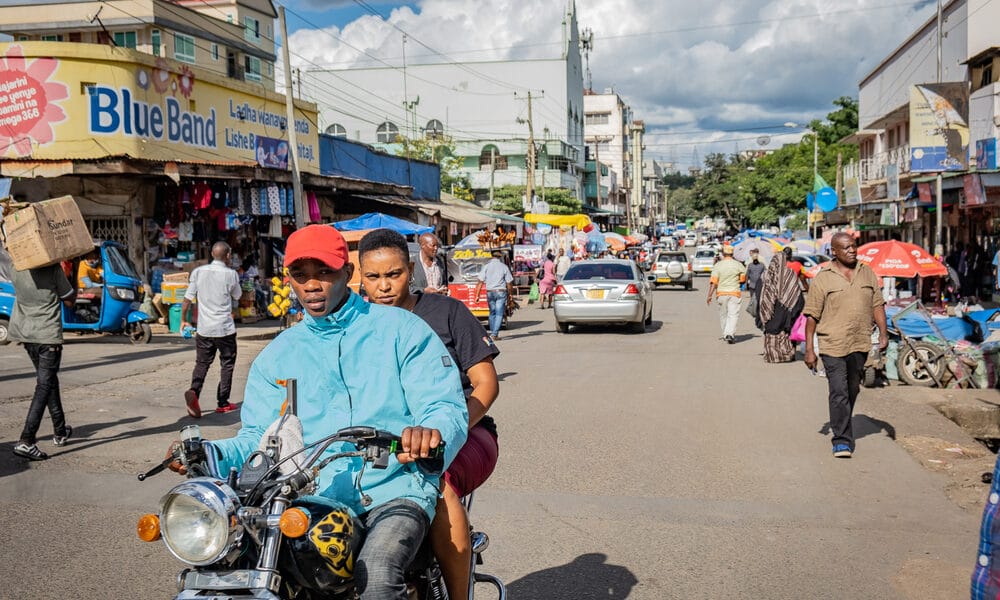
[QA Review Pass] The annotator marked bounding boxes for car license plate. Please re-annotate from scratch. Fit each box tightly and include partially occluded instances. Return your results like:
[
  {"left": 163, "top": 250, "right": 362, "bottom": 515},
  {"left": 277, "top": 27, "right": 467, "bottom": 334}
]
[
  {"left": 657, "top": 277, "right": 671, "bottom": 283},
  {"left": 585, "top": 289, "right": 606, "bottom": 300}
]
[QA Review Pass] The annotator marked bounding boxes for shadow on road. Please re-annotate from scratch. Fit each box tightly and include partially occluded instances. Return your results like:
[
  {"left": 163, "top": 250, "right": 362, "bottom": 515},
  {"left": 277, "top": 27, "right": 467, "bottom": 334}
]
[
  {"left": 496, "top": 371, "right": 518, "bottom": 382},
  {"left": 0, "top": 408, "right": 244, "bottom": 479},
  {"left": 818, "top": 413, "right": 896, "bottom": 441},
  {"left": 0, "top": 345, "right": 192, "bottom": 383},
  {"left": 507, "top": 319, "right": 542, "bottom": 330},
  {"left": 506, "top": 552, "right": 637, "bottom": 599}
]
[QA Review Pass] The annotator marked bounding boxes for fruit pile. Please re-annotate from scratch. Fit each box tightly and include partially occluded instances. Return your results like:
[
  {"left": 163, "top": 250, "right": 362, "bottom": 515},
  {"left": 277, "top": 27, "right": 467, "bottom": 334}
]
[{"left": 268, "top": 274, "right": 293, "bottom": 317}]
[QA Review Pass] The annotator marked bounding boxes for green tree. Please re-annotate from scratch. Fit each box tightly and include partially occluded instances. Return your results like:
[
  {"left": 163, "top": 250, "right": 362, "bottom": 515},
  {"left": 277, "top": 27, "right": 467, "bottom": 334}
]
[
  {"left": 393, "top": 137, "right": 474, "bottom": 201},
  {"left": 489, "top": 185, "right": 581, "bottom": 215}
]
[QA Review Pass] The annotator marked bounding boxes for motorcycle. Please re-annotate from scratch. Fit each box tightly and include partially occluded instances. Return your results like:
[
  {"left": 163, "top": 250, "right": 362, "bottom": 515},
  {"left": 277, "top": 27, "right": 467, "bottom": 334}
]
[
  {"left": 137, "top": 380, "right": 506, "bottom": 600},
  {"left": 0, "top": 240, "right": 152, "bottom": 345}
]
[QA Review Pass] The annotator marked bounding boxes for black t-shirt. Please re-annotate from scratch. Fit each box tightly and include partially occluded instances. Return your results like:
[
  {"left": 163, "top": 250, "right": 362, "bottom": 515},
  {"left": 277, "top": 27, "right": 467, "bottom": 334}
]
[{"left": 411, "top": 292, "right": 500, "bottom": 436}]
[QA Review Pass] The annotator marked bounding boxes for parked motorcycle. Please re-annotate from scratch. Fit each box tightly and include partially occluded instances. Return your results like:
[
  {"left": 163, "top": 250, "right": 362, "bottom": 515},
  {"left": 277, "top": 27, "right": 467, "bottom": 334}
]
[{"left": 137, "top": 380, "right": 506, "bottom": 600}]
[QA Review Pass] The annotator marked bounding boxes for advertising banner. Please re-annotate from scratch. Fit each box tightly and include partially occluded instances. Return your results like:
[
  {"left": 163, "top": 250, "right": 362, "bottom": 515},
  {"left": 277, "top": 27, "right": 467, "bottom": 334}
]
[
  {"left": 976, "top": 138, "right": 998, "bottom": 170},
  {"left": 963, "top": 173, "right": 987, "bottom": 207},
  {"left": 844, "top": 176, "right": 862, "bottom": 205},
  {"left": 909, "top": 82, "right": 969, "bottom": 172},
  {"left": 886, "top": 164, "right": 900, "bottom": 200},
  {"left": 0, "top": 42, "right": 319, "bottom": 172}
]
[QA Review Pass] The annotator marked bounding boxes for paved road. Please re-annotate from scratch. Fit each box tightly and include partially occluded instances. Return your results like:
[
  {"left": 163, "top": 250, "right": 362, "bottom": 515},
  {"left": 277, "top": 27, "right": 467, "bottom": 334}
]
[{"left": 0, "top": 279, "right": 981, "bottom": 599}]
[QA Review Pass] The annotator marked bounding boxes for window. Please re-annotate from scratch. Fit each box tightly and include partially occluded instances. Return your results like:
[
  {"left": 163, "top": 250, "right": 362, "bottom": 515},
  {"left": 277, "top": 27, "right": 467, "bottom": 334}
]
[
  {"left": 244, "top": 16, "right": 260, "bottom": 42},
  {"left": 113, "top": 31, "right": 137, "bottom": 49},
  {"left": 41, "top": 34, "right": 63, "bottom": 42},
  {"left": 244, "top": 55, "right": 262, "bottom": 82},
  {"left": 376, "top": 121, "right": 399, "bottom": 143},
  {"left": 151, "top": 30, "right": 161, "bottom": 56},
  {"left": 227, "top": 13, "right": 233, "bottom": 23},
  {"left": 267, "top": 62, "right": 272, "bottom": 76},
  {"left": 424, "top": 119, "right": 444, "bottom": 140},
  {"left": 211, "top": 43, "right": 219, "bottom": 60},
  {"left": 982, "top": 63, "right": 994, "bottom": 89},
  {"left": 564, "top": 263, "right": 633, "bottom": 281},
  {"left": 325, "top": 123, "right": 347, "bottom": 137},
  {"left": 174, "top": 33, "right": 195, "bottom": 63},
  {"left": 17, "top": 35, "right": 28, "bottom": 41},
  {"left": 69, "top": 32, "right": 81, "bottom": 42},
  {"left": 478, "top": 146, "right": 507, "bottom": 170},
  {"left": 585, "top": 112, "right": 610, "bottom": 125}
]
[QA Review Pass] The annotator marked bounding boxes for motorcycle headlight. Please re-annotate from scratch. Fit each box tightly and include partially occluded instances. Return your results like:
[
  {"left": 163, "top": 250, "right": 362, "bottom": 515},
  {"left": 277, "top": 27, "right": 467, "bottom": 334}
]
[
  {"left": 159, "top": 478, "right": 242, "bottom": 566},
  {"left": 108, "top": 286, "right": 135, "bottom": 301}
]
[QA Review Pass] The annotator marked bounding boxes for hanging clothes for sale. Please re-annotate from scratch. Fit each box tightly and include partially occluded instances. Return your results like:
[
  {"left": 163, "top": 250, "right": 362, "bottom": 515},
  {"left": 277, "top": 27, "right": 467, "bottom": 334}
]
[
  {"left": 307, "top": 191, "right": 321, "bottom": 223},
  {"left": 193, "top": 183, "right": 213, "bottom": 210},
  {"left": 177, "top": 220, "right": 194, "bottom": 242},
  {"left": 251, "top": 187, "right": 262, "bottom": 215},
  {"left": 266, "top": 184, "right": 281, "bottom": 215},
  {"left": 269, "top": 214, "right": 282, "bottom": 238}
]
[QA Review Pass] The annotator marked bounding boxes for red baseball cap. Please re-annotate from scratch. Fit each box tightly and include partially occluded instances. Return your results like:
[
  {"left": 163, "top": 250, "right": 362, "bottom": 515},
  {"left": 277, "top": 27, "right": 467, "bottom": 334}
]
[{"left": 284, "top": 225, "right": 349, "bottom": 270}]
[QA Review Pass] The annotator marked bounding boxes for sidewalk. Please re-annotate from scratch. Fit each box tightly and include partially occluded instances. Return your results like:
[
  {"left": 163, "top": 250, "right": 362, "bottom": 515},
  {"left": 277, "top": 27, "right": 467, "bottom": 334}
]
[{"left": 151, "top": 317, "right": 283, "bottom": 342}]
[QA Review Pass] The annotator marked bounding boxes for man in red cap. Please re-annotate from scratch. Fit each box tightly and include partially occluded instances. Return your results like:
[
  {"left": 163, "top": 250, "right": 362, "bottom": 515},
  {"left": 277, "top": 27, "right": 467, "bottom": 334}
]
[{"left": 197, "top": 224, "right": 469, "bottom": 600}]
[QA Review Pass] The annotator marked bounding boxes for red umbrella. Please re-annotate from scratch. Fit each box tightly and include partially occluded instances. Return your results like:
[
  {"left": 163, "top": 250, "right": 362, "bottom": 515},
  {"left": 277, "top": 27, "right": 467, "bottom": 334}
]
[{"left": 856, "top": 241, "right": 947, "bottom": 278}]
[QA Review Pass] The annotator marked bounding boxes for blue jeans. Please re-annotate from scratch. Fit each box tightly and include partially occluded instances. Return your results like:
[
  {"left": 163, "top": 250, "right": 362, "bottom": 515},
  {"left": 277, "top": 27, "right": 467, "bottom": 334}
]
[
  {"left": 486, "top": 290, "right": 507, "bottom": 337},
  {"left": 355, "top": 499, "right": 429, "bottom": 600},
  {"left": 20, "top": 343, "right": 68, "bottom": 445}
]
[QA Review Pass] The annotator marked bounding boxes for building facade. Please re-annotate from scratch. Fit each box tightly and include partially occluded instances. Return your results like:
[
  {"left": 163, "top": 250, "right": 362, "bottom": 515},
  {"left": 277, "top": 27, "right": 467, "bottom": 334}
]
[
  {"left": 583, "top": 89, "right": 631, "bottom": 218},
  {"left": 299, "top": 1, "right": 586, "bottom": 205},
  {"left": 0, "top": 0, "right": 277, "bottom": 87},
  {"left": 844, "top": 0, "right": 1000, "bottom": 254}
]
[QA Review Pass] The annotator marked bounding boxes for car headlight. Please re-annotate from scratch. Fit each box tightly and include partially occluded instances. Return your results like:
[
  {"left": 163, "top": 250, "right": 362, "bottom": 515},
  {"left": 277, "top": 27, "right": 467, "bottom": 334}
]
[
  {"left": 159, "top": 478, "right": 242, "bottom": 566},
  {"left": 108, "top": 286, "right": 135, "bottom": 301}
]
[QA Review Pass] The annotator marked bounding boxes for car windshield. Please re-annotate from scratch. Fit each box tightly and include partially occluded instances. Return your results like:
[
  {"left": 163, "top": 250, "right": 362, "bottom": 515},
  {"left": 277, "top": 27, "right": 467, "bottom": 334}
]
[
  {"left": 565, "top": 263, "right": 634, "bottom": 280},
  {"left": 658, "top": 254, "right": 684, "bottom": 263},
  {"left": 695, "top": 251, "right": 715, "bottom": 259}
]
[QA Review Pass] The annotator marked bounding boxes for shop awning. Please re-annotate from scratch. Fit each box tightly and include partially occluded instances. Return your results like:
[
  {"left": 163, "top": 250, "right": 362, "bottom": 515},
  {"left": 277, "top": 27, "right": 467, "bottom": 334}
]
[
  {"left": 523, "top": 213, "right": 592, "bottom": 229},
  {"left": 412, "top": 200, "right": 494, "bottom": 226}
]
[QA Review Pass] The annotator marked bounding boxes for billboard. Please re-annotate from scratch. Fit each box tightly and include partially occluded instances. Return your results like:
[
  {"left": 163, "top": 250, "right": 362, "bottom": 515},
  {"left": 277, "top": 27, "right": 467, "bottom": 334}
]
[
  {"left": 909, "top": 82, "right": 969, "bottom": 172},
  {"left": 0, "top": 42, "right": 319, "bottom": 172},
  {"left": 976, "top": 138, "right": 998, "bottom": 170}
]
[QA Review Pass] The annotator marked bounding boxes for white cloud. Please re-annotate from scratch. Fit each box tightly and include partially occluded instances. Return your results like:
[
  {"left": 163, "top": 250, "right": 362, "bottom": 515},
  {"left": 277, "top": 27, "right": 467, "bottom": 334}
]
[{"left": 283, "top": 0, "right": 937, "bottom": 169}]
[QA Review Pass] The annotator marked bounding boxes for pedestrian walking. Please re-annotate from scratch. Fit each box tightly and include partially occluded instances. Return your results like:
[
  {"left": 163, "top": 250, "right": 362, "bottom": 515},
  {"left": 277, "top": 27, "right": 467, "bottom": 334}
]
[
  {"left": 411, "top": 233, "right": 448, "bottom": 294},
  {"left": 744, "top": 248, "right": 766, "bottom": 318},
  {"left": 473, "top": 249, "right": 513, "bottom": 341},
  {"left": 180, "top": 241, "right": 242, "bottom": 418},
  {"left": 9, "top": 261, "right": 77, "bottom": 460},
  {"left": 757, "top": 251, "right": 804, "bottom": 363},
  {"left": 537, "top": 251, "right": 557, "bottom": 309},
  {"left": 706, "top": 245, "right": 746, "bottom": 343},
  {"left": 803, "top": 232, "right": 888, "bottom": 458}
]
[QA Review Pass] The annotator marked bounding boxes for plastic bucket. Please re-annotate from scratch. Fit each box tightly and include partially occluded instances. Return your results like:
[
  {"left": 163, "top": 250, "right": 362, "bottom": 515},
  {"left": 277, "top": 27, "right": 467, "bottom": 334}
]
[{"left": 169, "top": 304, "right": 183, "bottom": 333}]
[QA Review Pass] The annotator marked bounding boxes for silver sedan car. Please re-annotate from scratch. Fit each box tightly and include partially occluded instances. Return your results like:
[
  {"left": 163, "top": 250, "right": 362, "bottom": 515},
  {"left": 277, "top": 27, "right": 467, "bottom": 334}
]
[{"left": 553, "top": 259, "right": 653, "bottom": 333}]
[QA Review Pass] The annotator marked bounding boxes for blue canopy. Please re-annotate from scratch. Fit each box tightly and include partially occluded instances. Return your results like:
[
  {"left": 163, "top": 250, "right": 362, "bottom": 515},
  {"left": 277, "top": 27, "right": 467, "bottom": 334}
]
[{"left": 332, "top": 212, "right": 433, "bottom": 235}]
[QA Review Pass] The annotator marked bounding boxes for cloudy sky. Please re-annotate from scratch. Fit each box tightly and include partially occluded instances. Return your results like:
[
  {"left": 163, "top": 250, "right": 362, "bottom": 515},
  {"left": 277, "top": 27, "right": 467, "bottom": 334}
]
[{"left": 279, "top": 0, "right": 938, "bottom": 171}]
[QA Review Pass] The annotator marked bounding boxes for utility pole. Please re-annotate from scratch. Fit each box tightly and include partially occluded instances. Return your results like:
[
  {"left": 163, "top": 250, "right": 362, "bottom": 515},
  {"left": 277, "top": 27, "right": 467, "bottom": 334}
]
[
  {"left": 629, "top": 121, "right": 645, "bottom": 233},
  {"left": 515, "top": 91, "right": 537, "bottom": 211},
  {"left": 489, "top": 147, "right": 496, "bottom": 209},
  {"left": 934, "top": 0, "right": 944, "bottom": 257},
  {"left": 278, "top": 6, "right": 304, "bottom": 229}
]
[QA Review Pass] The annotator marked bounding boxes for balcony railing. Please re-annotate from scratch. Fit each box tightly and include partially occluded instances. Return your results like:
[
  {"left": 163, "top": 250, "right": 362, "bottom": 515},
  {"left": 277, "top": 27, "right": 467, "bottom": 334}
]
[{"left": 843, "top": 144, "right": 910, "bottom": 183}]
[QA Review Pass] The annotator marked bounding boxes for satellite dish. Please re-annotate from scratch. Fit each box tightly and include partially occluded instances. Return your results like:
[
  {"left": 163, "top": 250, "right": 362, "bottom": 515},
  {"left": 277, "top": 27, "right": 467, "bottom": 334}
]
[{"left": 757, "top": 135, "right": 770, "bottom": 147}]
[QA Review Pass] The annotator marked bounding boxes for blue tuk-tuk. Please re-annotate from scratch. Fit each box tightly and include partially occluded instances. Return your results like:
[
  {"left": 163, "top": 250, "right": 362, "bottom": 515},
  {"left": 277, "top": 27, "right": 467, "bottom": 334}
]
[{"left": 0, "top": 240, "right": 152, "bottom": 344}]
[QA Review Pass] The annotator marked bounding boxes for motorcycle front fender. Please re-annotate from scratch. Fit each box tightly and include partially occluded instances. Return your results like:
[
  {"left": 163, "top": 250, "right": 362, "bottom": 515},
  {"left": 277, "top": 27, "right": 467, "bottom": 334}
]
[{"left": 127, "top": 310, "right": 150, "bottom": 324}]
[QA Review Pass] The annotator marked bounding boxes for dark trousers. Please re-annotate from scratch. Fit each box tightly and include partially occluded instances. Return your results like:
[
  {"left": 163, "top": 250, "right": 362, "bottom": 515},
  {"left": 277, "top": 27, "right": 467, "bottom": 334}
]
[
  {"left": 20, "top": 343, "right": 68, "bottom": 445},
  {"left": 190, "top": 333, "right": 237, "bottom": 404},
  {"left": 821, "top": 351, "right": 867, "bottom": 449}
]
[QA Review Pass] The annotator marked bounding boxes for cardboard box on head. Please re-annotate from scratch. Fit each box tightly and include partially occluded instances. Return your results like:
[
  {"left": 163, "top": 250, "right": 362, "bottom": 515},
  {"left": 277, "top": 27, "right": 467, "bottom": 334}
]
[{"left": 2, "top": 196, "right": 93, "bottom": 271}]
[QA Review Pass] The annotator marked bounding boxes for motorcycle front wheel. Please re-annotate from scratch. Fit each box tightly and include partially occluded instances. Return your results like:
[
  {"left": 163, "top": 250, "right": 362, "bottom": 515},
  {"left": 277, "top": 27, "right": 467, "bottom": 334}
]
[{"left": 127, "top": 322, "right": 152, "bottom": 344}]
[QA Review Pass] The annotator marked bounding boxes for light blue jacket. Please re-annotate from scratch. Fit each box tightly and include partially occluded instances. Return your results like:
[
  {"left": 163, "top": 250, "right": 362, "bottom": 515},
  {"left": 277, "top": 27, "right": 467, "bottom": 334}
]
[{"left": 208, "top": 292, "right": 468, "bottom": 518}]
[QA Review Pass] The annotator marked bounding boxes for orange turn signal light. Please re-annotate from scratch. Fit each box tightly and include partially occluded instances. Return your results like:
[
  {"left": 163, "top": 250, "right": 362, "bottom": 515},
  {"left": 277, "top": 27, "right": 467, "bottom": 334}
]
[
  {"left": 279, "top": 508, "right": 310, "bottom": 538},
  {"left": 137, "top": 514, "right": 161, "bottom": 542}
]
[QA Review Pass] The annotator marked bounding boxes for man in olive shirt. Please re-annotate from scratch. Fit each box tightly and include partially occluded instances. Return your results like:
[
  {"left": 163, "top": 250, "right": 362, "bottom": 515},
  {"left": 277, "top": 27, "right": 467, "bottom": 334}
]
[
  {"left": 803, "top": 232, "right": 888, "bottom": 458},
  {"left": 9, "top": 262, "right": 77, "bottom": 460},
  {"left": 707, "top": 245, "right": 747, "bottom": 343}
]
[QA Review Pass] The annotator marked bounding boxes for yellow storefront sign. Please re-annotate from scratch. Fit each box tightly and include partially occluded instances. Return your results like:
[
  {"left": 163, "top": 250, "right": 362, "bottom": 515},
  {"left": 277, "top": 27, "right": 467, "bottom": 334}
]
[{"left": 0, "top": 42, "right": 319, "bottom": 173}]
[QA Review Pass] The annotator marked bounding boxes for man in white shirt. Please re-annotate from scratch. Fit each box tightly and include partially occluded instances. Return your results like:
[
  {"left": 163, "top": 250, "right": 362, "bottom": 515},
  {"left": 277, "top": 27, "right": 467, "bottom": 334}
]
[
  {"left": 180, "top": 242, "right": 242, "bottom": 417},
  {"left": 555, "top": 247, "right": 572, "bottom": 279}
]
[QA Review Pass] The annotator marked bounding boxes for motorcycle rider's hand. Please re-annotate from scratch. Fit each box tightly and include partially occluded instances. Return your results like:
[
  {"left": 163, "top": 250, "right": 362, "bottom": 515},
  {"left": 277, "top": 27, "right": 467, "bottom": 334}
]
[
  {"left": 166, "top": 441, "right": 187, "bottom": 475},
  {"left": 397, "top": 426, "right": 441, "bottom": 463}
]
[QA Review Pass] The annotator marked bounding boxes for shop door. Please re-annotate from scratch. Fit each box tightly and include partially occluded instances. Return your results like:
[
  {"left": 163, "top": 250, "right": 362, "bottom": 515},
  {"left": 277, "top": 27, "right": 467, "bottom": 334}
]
[{"left": 85, "top": 216, "right": 130, "bottom": 247}]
